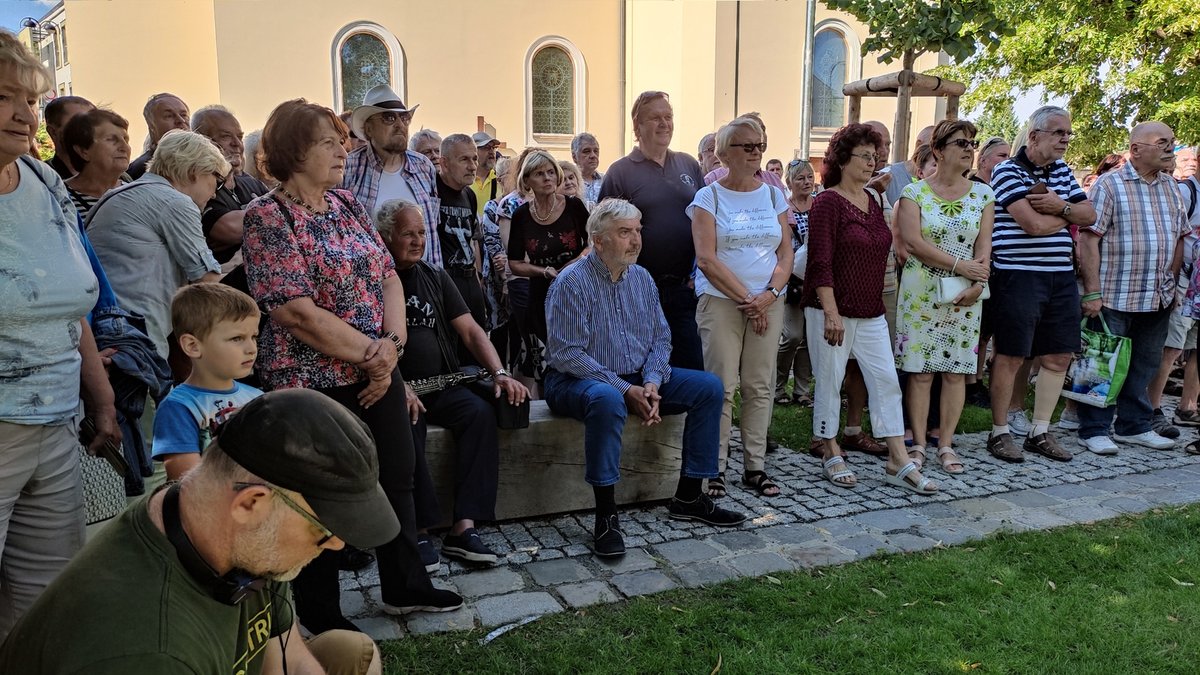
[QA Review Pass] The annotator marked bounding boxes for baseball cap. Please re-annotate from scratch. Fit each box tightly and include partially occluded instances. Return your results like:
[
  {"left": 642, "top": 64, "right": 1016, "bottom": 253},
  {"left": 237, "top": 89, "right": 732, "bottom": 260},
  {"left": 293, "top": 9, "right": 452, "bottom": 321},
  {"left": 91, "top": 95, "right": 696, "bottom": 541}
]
[
  {"left": 472, "top": 131, "right": 500, "bottom": 148},
  {"left": 217, "top": 389, "right": 400, "bottom": 548}
]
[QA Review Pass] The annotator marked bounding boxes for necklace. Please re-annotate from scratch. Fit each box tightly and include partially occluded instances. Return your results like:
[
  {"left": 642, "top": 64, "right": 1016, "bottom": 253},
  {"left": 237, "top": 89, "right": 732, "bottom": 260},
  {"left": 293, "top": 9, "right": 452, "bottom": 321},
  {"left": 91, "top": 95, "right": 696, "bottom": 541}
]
[
  {"left": 279, "top": 185, "right": 330, "bottom": 217},
  {"left": 530, "top": 194, "right": 558, "bottom": 222},
  {"left": 0, "top": 164, "right": 15, "bottom": 193}
]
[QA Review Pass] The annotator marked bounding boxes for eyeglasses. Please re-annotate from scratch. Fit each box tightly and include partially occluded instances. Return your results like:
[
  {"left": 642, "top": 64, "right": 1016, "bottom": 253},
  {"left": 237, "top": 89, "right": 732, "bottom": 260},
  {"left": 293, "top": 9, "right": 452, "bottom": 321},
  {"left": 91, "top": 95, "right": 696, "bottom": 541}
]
[
  {"left": 233, "top": 482, "right": 334, "bottom": 546},
  {"left": 374, "top": 111, "right": 413, "bottom": 126},
  {"left": 946, "top": 138, "right": 980, "bottom": 150},
  {"left": 1131, "top": 138, "right": 1177, "bottom": 152},
  {"left": 1035, "top": 128, "right": 1075, "bottom": 141},
  {"left": 849, "top": 152, "right": 877, "bottom": 164},
  {"left": 732, "top": 142, "right": 767, "bottom": 153},
  {"left": 212, "top": 171, "right": 227, "bottom": 183}
]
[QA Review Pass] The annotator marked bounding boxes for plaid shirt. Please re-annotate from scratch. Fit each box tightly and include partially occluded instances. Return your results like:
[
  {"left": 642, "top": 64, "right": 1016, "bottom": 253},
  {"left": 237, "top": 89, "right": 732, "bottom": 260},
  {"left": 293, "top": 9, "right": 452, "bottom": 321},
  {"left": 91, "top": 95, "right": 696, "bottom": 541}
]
[
  {"left": 1088, "top": 161, "right": 1188, "bottom": 312},
  {"left": 341, "top": 144, "right": 443, "bottom": 266}
]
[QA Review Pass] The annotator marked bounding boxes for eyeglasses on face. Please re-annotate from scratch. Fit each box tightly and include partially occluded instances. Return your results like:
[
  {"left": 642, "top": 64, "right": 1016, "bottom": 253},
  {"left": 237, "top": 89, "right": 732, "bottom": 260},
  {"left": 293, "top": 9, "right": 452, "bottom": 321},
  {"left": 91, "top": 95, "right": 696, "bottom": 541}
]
[
  {"left": 849, "top": 152, "right": 877, "bottom": 164},
  {"left": 946, "top": 138, "right": 980, "bottom": 150},
  {"left": 732, "top": 142, "right": 767, "bottom": 153},
  {"left": 1131, "top": 138, "right": 1177, "bottom": 152},
  {"left": 375, "top": 111, "right": 413, "bottom": 126},
  {"left": 233, "top": 482, "right": 334, "bottom": 546},
  {"left": 1035, "top": 128, "right": 1075, "bottom": 141}
]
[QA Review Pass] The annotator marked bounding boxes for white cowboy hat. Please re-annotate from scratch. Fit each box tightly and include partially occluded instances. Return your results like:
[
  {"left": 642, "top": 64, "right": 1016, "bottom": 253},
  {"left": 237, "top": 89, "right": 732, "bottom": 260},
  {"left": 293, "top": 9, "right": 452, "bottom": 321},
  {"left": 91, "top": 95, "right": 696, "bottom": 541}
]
[{"left": 350, "top": 84, "right": 419, "bottom": 141}]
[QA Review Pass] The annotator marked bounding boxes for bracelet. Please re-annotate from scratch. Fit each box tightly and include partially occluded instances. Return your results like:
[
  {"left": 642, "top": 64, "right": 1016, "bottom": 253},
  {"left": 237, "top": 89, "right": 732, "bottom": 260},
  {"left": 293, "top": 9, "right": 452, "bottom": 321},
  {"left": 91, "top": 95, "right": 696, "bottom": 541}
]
[
  {"left": 382, "top": 331, "right": 406, "bottom": 360},
  {"left": 1081, "top": 292, "right": 1102, "bottom": 303},
  {"left": 542, "top": 267, "right": 551, "bottom": 278},
  {"left": 951, "top": 258, "right": 960, "bottom": 275}
]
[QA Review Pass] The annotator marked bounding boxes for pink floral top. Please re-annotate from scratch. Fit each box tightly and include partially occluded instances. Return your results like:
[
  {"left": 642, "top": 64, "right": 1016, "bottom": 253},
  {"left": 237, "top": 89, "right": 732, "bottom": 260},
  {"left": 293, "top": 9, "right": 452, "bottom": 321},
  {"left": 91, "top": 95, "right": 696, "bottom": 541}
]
[{"left": 243, "top": 190, "right": 396, "bottom": 390}]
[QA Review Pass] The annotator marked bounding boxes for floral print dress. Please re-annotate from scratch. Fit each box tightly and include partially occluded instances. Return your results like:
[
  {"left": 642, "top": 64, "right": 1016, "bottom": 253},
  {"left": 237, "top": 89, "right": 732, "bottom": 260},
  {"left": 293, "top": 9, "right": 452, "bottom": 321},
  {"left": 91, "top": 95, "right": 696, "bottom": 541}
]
[{"left": 895, "top": 180, "right": 995, "bottom": 374}]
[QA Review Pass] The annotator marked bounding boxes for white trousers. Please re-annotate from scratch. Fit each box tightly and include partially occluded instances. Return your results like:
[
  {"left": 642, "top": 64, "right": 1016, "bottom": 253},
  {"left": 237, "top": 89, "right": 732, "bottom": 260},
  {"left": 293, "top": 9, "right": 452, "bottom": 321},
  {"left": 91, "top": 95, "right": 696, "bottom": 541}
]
[{"left": 804, "top": 308, "right": 904, "bottom": 440}]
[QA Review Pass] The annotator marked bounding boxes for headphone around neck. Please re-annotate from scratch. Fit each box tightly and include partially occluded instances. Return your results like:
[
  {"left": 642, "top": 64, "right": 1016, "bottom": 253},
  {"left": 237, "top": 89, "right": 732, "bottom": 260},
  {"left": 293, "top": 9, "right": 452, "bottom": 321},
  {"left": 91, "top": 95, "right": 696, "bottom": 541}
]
[{"left": 162, "top": 483, "right": 267, "bottom": 606}]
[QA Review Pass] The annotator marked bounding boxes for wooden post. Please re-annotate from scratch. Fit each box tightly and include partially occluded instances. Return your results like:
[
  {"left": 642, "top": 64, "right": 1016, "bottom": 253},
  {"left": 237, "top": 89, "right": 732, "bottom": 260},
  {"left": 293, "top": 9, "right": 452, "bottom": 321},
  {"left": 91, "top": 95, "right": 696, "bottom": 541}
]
[
  {"left": 892, "top": 54, "right": 916, "bottom": 163},
  {"left": 848, "top": 94, "right": 861, "bottom": 124},
  {"left": 945, "top": 95, "right": 960, "bottom": 121}
]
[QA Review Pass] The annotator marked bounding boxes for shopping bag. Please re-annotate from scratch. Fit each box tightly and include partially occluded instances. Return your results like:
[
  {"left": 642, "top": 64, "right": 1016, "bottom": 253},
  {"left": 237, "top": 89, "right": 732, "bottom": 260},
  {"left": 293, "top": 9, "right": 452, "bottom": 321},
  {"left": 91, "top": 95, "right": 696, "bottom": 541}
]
[{"left": 1062, "top": 315, "right": 1131, "bottom": 408}]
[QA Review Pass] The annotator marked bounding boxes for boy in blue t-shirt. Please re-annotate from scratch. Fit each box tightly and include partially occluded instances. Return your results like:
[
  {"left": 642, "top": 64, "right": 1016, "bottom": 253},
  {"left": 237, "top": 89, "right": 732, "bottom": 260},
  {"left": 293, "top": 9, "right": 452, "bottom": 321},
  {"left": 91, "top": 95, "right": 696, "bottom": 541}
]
[{"left": 153, "top": 283, "right": 262, "bottom": 480}]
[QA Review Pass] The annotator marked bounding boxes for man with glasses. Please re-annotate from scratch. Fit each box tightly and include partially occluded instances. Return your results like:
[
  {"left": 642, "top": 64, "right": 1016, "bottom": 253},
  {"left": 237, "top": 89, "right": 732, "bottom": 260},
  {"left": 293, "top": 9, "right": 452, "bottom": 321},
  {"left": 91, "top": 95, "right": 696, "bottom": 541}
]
[
  {"left": 1077, "top": 122, "right": 1189, "bottom": 454},
  {"left": 343, "top": 85, "right": 443, "bottom": 265},
  {"left": 599, "top": 91, "right": 707, "bottom": 370},
  {"left": 0, "top": 389, "right": 395, "bottom": 674},
  {"left": 192, "top": 105, "right": 269, "bottom": 270},
  {"left": 986, "top": 106, "right": 1097, "bottom": 463}
]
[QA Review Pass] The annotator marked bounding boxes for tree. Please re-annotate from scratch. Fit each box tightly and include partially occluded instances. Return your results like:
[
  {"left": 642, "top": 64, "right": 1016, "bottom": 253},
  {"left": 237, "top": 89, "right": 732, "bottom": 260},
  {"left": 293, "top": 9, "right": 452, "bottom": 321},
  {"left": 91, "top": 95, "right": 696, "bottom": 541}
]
[
  {"left": 944, "top": 0, "right": 1200, "bottom": 166},
  {"left": 971, "top": 98, "right": 1020, "bottom": 145},
  {"left": 822, "top": 0, "right": 1011, "bottom": 160}
]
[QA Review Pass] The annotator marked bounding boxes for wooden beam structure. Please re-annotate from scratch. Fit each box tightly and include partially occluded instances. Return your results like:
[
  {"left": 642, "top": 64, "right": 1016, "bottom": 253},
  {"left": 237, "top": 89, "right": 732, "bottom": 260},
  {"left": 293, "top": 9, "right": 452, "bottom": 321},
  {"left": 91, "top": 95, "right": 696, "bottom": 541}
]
[{"left": 843, "top": 69, "right": 967, "bottom": 162}]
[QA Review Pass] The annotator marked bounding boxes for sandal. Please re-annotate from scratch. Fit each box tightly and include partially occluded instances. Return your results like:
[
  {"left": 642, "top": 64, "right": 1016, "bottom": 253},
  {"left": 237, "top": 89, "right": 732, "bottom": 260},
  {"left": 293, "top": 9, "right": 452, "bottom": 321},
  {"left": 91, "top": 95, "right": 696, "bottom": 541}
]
[
  {"left": 742, "top": 470, "right": 781, "bottom": 497},
  {"left": 884, "top": 461, "right": 938, "bottom": 495},
  {"left": 822, "top": 456, "right": 856, "bottom": 488},
  {"left": 774, "top": 394, "right": 792, "bottom": 406},
  {"left": 907, "top": 446, "right": 926, "bottom": 469},
  {"left": 793, "top": 393, "right": 813, "bottom": 407},
  {"left": 937, "top": 447, "right": 965, "bottom": 474},
  {"left": 706, "top": 473, "right": 727, "bottom": 498},
  {"left": 1187, "top": 440, "right": 1200, "bottom": 456}
]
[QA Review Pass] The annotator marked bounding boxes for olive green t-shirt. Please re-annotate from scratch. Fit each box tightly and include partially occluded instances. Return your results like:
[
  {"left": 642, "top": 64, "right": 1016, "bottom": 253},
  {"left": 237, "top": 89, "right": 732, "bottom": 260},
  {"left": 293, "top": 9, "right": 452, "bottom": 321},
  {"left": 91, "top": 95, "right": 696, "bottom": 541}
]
[{"left": 0, "top": 492, "right": 292, "bottom": 674}]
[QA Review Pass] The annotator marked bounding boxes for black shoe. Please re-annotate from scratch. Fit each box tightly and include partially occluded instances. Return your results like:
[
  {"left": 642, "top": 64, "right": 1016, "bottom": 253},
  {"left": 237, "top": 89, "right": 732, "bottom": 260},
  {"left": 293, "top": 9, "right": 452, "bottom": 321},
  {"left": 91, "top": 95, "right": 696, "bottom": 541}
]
[
  {"left": 381, "top": 588, "right": 464, "bottom": 616},
  {"left": 297, "top": 609, "right": 360, "bottom": 634},
  {"left": 417, "top": 535, "right": 440, "bottom": 573},
  {"left": 441, "top": 528, "right": 498, "bottom": 564},
  {"left": 592, "top": 514, "right": 626, "bottom": 557},
  {"left": 668, "top": 494, "right": 747, "bottom": 526},
  {"left": 336, "top": 546, "right": 375, "bottom": 572},
  {"left": 1152, "top": 408, "right": 1181, "bottom": 440},
  {"left": 766, "top": 436, "right": 779, "bottom": 453}
]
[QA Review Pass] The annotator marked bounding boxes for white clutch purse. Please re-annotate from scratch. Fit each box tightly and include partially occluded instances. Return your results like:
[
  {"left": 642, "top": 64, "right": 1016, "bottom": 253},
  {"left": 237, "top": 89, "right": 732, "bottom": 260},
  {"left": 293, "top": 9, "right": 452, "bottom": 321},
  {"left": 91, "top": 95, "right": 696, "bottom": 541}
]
[{"left": 936, "top": 275, "right": 989, "bottom": 305}]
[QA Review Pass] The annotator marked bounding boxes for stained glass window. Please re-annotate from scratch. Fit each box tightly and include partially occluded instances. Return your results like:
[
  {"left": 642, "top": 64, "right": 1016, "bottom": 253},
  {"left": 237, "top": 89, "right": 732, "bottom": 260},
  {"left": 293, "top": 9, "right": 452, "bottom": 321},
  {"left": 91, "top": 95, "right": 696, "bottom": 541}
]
[
  {"left": 811, "top": 30, "right": 847, "bottom": 129},
  {"left": 531, "top": 46, "right": 573, "bottom": 136},
  {"left": 340, "top": 33, "right": 391, "bottom": 112}
]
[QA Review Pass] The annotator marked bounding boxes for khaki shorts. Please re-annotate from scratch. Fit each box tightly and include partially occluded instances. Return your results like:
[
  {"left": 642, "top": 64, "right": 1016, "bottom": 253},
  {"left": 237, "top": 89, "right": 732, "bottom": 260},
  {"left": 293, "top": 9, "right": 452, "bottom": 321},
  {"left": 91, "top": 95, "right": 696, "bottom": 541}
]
[{"left": 1166, "top": 310, "right": 1198, "bottom": 351}]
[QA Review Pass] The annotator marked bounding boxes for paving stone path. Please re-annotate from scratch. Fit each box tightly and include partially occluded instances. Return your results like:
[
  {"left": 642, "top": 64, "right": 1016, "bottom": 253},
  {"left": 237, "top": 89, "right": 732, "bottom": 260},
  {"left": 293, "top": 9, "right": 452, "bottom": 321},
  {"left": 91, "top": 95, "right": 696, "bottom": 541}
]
[{"left": 338, "top": 406, "right": 1200, "bottom": 640}]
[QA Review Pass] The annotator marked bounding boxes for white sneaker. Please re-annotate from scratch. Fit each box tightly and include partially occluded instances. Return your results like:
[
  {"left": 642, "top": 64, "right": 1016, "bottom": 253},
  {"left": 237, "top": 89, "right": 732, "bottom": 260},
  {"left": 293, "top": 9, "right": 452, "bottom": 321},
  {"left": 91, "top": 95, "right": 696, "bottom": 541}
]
[
  {"left": 1057, "top": 407, "right": 1080, "bottom": 431},
  {"left": 1113, "top": 431, "right": 1176, "bottom": 450},
  {"left": 1007, "top": 409, "right": 1032, "bottom": 436},
  {"left": 1079, "top": 435, "right": 1119, "bottom": 455}
]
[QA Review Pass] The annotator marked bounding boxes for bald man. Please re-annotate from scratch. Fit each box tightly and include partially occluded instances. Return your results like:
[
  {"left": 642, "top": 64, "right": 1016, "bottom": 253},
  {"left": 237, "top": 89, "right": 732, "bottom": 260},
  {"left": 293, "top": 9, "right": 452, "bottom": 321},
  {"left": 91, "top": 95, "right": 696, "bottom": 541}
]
[
  {"left": 884, "top": 125, "right": 934, "bottom": 205},
  {"left": 1076, "top": 121, "right": 1189, "bottom": 454}
]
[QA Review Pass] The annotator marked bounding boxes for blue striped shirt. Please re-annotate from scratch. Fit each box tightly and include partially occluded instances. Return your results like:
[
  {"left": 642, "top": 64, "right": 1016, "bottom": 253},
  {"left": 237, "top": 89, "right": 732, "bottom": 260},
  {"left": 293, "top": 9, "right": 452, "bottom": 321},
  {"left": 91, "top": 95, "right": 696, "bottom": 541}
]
[
  {"left": 546, "top": 253, "right": 673, "bottom": 391},
  {"left": 990, "top": 147, "right": 1087, "bottom": 273}
]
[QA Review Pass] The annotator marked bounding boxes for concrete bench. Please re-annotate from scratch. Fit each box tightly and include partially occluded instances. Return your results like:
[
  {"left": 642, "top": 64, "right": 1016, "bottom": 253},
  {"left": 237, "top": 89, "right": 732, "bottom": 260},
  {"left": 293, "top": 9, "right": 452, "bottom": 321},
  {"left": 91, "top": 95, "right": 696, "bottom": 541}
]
[{"left": 424, "top": 400, "right": 685, "bottom": 526}]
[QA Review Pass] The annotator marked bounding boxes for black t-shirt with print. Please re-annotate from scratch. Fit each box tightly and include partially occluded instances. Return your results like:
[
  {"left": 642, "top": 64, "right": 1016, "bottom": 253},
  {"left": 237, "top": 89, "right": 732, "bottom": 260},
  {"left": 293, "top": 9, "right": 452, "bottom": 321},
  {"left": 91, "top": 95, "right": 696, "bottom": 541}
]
[
  {"left": 397, "top": 263, "right": 471, "bottom": 381},
  {"left": 435, "top": 175, "right": 480, "bottom": 269}
]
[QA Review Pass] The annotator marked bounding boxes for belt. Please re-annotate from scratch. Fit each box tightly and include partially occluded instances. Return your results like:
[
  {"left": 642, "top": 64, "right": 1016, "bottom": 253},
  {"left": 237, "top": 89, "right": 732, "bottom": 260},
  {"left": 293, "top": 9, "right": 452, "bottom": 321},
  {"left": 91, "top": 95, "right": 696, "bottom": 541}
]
[
  {"left": 446, "top": 266, "right": 477, "bottom": 279},
  {"left": 655, "top": 274, "right": 689, "bottom": 286}
]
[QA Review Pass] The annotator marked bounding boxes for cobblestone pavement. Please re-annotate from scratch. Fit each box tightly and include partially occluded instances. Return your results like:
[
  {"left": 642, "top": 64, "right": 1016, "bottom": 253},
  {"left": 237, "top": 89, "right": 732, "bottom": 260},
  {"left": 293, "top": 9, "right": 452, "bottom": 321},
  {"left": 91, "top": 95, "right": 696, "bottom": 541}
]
[{"left": 339, "top": 404, "right": 1200, "bottom": 640}]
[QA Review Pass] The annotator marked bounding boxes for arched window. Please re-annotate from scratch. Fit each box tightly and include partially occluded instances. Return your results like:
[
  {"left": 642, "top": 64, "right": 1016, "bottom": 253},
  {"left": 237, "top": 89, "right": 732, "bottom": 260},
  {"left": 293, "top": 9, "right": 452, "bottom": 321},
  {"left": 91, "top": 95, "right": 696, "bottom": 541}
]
[
  {"left": 524, "top": 37, "right": 587, "bottom": 145},
  {"left": 811, "top": 29, "right": 848, "bottom": 129},
  {"left": 331, "top": 23, "right": 406, "bottom": 112}
]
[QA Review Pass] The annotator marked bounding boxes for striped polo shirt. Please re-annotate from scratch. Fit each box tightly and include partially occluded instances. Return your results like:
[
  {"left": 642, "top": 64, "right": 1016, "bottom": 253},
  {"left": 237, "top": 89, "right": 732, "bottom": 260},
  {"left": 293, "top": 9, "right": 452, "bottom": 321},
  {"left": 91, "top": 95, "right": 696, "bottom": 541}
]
[{"left": 990, "top": 147, "right": 1087, "bottom": 273}]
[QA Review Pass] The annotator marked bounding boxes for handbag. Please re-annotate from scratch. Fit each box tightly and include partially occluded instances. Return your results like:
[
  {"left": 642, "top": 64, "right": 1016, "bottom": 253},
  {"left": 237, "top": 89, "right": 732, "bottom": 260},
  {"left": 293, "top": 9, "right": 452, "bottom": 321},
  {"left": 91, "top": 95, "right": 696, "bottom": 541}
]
[
  {"left": 1063, "top": 315, "right": 1132, "bottom": 408},
  {"left": 935, "top": 275, "right": 990, "bottom": 305}
]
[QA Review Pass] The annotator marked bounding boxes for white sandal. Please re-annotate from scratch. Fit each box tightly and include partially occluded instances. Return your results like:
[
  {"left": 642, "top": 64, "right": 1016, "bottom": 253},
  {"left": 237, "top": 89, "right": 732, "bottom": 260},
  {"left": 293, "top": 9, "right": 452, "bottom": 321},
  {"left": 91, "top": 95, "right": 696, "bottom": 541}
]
[
  {"left": 822, "top": 455, "right": 856, "bottom": 488},
  {"left": 907, "top": 445, "right": 927, "bottom": 469},
  {"left": 885, "top": 461, "right": 938, "bottom": 495},
  {"left": 937, "top": 447, "right": 965, "bottom": 474}
]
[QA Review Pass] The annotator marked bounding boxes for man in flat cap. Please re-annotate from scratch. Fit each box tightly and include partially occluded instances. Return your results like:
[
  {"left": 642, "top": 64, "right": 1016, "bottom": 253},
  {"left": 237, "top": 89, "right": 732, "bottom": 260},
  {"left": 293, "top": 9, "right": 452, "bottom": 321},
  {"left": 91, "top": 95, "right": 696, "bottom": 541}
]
[{"left": 0, "top": 389, "right": 395, "bottom": 674}]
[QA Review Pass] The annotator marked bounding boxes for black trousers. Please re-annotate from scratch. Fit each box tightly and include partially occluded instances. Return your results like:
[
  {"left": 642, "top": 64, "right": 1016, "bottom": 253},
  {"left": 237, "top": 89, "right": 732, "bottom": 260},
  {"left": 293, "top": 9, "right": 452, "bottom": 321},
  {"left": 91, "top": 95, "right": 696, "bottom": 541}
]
[
  {"left": 292, "top": 373, "right": 433, "bottom": 623},
  {"left": 411, "top": 385, "right": 500, "bottom": 530}
]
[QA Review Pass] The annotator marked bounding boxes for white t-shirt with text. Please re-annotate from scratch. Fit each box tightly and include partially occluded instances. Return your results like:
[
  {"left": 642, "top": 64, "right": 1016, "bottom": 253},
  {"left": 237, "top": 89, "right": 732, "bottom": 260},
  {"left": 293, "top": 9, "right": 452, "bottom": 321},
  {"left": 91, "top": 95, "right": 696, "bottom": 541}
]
[{"left": 686, "top": 182, "right": 787, "bottom": 299}]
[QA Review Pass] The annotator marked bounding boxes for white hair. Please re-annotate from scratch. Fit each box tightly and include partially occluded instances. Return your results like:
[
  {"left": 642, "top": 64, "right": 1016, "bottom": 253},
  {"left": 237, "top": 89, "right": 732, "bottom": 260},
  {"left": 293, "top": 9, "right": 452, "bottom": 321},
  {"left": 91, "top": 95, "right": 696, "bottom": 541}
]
[
  {"left": 587, "top": 198, "right": 642, "bottom": 239},
  {"left": 147, "top": 129, "right": 230, "bottom": 184},
  {"left": 409, "top": 128, "right": 441, "bottom": 151},
  {"left": 374, "top": 199, "right": 423, "bottom": 243}
]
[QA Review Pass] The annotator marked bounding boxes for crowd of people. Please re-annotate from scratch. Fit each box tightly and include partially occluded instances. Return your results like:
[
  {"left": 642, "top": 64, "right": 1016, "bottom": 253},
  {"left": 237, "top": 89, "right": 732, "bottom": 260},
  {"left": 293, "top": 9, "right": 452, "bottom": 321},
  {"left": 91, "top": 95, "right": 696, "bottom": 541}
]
[{"left": 2, "top": 25, "right": 1199, "bottom": 672}]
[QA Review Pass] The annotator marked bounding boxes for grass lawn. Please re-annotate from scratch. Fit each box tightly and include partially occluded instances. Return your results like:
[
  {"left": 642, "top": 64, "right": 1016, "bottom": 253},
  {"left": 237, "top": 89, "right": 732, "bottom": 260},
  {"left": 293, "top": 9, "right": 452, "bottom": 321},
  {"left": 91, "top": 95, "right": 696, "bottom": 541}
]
[{"left": 383, "top": 505, "right": 1200, "bottom": 673}]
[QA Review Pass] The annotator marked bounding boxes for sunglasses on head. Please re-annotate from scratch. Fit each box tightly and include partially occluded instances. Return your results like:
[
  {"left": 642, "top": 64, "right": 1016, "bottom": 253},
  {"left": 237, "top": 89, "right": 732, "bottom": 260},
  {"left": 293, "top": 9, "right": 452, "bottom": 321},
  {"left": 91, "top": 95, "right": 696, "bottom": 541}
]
[{"left": 732, "top": 142, "right": 767, "bottom": 153}]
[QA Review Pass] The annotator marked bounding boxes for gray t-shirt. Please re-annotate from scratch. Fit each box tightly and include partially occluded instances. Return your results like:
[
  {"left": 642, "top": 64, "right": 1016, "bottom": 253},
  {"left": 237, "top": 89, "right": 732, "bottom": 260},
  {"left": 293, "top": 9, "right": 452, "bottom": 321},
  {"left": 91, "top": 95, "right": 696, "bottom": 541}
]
[
  {"left": 883, "top": 161, "right": 914, "bottom": 206},
  {"left": 87, "top": 174, "right": 220, "bottom": 357}
]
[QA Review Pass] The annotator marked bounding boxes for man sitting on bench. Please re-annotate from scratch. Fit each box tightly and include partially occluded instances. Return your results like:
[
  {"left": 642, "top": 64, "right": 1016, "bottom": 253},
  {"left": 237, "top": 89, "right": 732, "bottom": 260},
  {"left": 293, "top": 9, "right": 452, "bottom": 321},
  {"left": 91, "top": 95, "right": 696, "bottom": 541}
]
[{"left": 543, "top": 198, "right": 747, "bottom": 557}]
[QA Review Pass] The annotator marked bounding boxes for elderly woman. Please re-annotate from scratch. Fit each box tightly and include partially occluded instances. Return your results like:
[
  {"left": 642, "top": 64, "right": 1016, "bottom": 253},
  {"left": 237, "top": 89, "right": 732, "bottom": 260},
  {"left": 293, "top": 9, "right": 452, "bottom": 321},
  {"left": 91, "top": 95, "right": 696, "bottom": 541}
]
[
  {"left": 0, "top": 30, "right": 119, "bottom": 638},
  {"left": 242, "top": 129, "right": 275, "bottom": 185},
  {"left": 507, "top": 149, "right": 591, "bottom": 381},
  {"left": 242, "top": 99, "right": 461, "bottom": 631},
  {"left": 776, "top": 159, "right": 816, "bottom": 407},
  {"left": 894, "top": 119, "right": 994, "bottom": 474},
  {"left": 805, "top": 123, "right": 937, "bottom": 495},
  {"left": 689, "top": 117, "right": 792, "bottom": 498},
  {"left": 87, "top": 130, "right": 225, "bottom": 357},
  {"left": 973, "top": 137, "right": 1010, "bottom": 186},
  {"left": 62, "top": 109, "right": 131, "bottom": 218},
  {"left": 558, "top": 160, "right": 584, "bottom": 201}
]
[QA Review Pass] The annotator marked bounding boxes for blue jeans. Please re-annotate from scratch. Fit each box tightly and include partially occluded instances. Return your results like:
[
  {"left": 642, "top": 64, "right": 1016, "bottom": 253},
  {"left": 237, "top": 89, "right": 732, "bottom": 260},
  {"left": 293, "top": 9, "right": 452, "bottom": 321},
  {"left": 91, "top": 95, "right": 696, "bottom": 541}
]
[
  {"left": 1078, "top": 306, "right": 1171, "bottom": 439},
  {"left": 543, "top": 367, "right": 722, "bottom": 486},
  {"left": 657, "top": 283, "right": 705, "bottom": 370}
]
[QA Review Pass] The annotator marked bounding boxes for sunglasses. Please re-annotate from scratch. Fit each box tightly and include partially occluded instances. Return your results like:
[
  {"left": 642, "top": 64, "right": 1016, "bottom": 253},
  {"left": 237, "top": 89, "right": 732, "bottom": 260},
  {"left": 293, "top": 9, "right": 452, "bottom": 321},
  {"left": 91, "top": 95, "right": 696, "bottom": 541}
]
[
  {"left": 946, "top": 139, "right": 981, "bottom": 150},
  {"left": 375, "top": 111, "right": 413, "bottom": 126},
  {"left": 732, "top": 142, "right": 767, "bottom": 153},
  {"left": 233, "top": 482, "right": 334, "bottom": 546}
]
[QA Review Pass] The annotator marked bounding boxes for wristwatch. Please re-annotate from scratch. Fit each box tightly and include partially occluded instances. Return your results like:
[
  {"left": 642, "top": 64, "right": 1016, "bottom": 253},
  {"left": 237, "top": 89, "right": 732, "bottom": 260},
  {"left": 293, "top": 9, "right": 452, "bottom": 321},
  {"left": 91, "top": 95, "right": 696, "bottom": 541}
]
[
  {"left": 491, "top": 368, "right": 511, "bottom": 379},
  {"left": 1060, "top": 203, "right": 1072, "bottom": 218},
  {"left": 382, "top": 331, "right": 405, "bottom": 360},
  {"left": 766, "top": 286, "right": 782, "bottom": 298}
]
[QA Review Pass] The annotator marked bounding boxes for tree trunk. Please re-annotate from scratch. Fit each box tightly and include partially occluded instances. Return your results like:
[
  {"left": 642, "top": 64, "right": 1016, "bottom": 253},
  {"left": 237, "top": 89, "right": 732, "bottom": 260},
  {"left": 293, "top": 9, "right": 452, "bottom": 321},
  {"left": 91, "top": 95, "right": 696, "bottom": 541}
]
[{"left": 892, "top": 49, "right": 917, "bottom": 164}]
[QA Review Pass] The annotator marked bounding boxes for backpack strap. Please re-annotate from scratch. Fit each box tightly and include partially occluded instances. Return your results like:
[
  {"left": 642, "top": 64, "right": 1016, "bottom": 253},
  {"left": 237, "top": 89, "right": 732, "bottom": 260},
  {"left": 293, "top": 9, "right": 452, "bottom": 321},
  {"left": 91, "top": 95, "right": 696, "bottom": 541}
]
[{"left": 1187, "top": 177, "right": 1198, "bottom": 221}]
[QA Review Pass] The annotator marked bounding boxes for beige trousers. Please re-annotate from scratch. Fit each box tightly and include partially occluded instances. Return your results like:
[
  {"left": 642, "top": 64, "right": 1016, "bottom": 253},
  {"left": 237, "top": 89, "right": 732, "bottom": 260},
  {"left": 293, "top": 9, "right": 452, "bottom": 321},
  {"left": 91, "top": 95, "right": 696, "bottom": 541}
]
[{"left": 307, "top": 629, "right": 382, "bottom": 675}]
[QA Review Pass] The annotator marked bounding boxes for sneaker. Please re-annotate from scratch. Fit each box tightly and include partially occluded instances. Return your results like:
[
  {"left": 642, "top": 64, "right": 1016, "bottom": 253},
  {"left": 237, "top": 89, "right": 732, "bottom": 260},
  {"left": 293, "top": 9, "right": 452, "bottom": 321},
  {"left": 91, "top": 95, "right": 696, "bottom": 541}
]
[
  {"left": 1080, "top": 435, "right": 1119, "bottom": 455},
  {"left": 987, "top": 433, "right": 1024, "bottom": 463},
  {"left": 441, "top": 528, "right": 498, "bottom": 565},
  {"left": 381, "top": 588, "right": 464, "bottom": 616},
  {"left": 1057, "top": 407, "right": 1080, "bottom": 431},
  {"left": 417, "top": 535, "right": 440, "bottom": 573},
  {"left": 592, "top": 514, "right": 625, "bottom": 558},
  {"left": 668, "top": 494, "right": 747, "bottom": 526},
  {"left": 1113, "top": 430, "right": 1177, "bottom": 450},
  {"left": 1174, "top": 408, "right": 1200, "bottom": 426},
  {"left": 336, "top": 545, "right": 376, "bottom": 572},
  {"left": 1023, "top": 432, "right": 1072, "bottom": 462},
  {"left": 1151, "top": 409, "right": 1181, "bottom": 439},
  {"left": 1006, "top": 409, "right": 1032, "bottom": 437}
]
